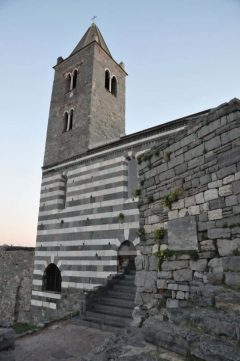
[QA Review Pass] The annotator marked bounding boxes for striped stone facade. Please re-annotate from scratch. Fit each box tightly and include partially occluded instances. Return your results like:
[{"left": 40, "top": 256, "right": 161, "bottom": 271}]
[{"left": 31, "top": 123, "right": 188, "bottom": 323}]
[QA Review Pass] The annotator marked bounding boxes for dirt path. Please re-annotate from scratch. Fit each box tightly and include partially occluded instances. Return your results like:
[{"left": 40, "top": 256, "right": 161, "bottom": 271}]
[{"left": 0, "top": 320, "right": 111, "bottom": 361}]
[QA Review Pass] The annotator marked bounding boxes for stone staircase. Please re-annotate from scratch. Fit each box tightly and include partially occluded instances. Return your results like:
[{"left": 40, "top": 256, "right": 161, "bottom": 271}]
[{"left": 73, "top": 272, "right": 136, "bottom": 331}]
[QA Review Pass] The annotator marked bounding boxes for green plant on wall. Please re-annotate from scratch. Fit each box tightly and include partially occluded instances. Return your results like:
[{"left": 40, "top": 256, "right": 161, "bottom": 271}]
[
  {"left": 148, "top": 195, "right": 154, "bottom": 203},
  {"left": 164, "top": 151, "right": 172, "bottom": 161},
  {"left": 162, "top": 187, "right": 183, "bottom": 209},
  {"left": 118, "top": 213, "right": 125, "bottom": 223},
  {"left": 154, "top": 248, "right": 199, "bottom": 270},
  {"left": 232, "top": 248, "right": 240, "bottom": 256},
  {"left": 132, "top": 188, "right": 141, "bottom": 198},
  {"left": 153, "top": 227, "right": 165, "bottom": 242},
  {"left": 137, "top": 227, "right": 146, "bottom": 241}
]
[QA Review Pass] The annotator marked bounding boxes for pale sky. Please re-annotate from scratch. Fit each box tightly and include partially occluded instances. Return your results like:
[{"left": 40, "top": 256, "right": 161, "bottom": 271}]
[{"left": 0, "top": 0, "right": 239, "bottom": 247}]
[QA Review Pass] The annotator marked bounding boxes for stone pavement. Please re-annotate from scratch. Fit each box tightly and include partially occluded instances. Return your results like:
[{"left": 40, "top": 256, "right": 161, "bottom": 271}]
[{"left": 0, "top": 320, "right": 111, "bottom": 361}]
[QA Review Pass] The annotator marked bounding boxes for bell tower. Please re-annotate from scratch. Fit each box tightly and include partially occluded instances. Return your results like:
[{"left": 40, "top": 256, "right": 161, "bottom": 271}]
[{"left": 43, "top": 23, "right": 127, "bottom": 167}]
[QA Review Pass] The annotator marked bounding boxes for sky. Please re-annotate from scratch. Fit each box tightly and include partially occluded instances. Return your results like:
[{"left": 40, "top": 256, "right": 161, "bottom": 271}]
[{"left": 0, "top": 0, "right": 239, "bottom": 247}]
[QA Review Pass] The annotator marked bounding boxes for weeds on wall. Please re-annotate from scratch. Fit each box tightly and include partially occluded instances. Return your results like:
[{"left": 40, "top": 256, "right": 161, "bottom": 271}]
[
  {"left": 154, "top": 248, "right": 199, "bottom": 270},
  {"left": 118, "top": 213, "right": 125, "bottom": 223},
  {"left": 162, "top": 187, "right": 183, "bottom": 209},
  {"left": 132, "top": 188, "right": 141, "bottom": 198},
  {"left": 153, "top": 228, "right": 165, "bottom": 242},
  {"left": 137, "top": 227, "right": 146, "bottom": 242}
]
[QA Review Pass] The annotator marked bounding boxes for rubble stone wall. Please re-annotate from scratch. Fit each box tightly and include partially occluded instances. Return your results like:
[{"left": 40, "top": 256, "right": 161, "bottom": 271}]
[
  {"left": 0, "top": 247, "right": 34, "bottom": 326},
  {"left": 135, "top": 99, "right": 240, "bottom": 309}
]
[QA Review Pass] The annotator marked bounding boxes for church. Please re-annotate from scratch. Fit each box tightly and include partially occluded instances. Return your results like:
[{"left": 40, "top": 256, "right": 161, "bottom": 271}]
[{"left": 30, "top": 23, "right": 213, "bottom": 323}]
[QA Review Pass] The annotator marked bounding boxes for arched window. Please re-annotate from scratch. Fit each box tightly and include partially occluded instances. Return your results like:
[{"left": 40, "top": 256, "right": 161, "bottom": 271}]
[
  {"left": 72, "top": 70, "right": 78, "bottom": 89},
  {"left": 42, "top": 264, "right": 61, "bottom": 292},
  {"left": 69, "top": 109, "right": 74, "bottom": 130},
  {"left": 66, "top": 74, "right": 71, "bottom": 93},
  {"left": 105, "top": 70, "right": 110, "bottom": 91},
  {"left": 111, "top": 76, "right": 117, "bottom": 97},
  {"left": 63, "top": 112, "right": 68, "bottom": 132}
]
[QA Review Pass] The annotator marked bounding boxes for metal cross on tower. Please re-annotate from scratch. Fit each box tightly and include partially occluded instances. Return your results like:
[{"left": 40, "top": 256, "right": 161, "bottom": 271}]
[{"left": 91, "top": 16, "right": 97, "bottom": 23}]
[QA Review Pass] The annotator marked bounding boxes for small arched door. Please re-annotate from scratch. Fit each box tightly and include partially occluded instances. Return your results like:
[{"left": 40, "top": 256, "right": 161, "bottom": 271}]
[
  {"left": 42, "top": 263, "right": 62, "bottom": 292},
  {"left": 118, "top": 241, "right": 137, "bottom": 273}
]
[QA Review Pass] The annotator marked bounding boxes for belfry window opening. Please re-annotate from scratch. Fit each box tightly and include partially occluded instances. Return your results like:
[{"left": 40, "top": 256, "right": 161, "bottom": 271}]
[
  {"left": 72, "top": 69, "right": 78, "bottom": 89},
  {"left": 63, "top": 110, "right": 74, "bottom": 132},
  {"left": 111, "top": 76, "right": 117, "bottom": 97},
  {"left": 105, "top": 70, "right": 110, "bottom": 91}
]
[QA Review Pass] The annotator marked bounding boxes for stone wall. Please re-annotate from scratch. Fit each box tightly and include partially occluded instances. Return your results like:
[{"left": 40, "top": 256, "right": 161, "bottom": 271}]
[
  {"left": 135, "top": 98, "right": 240, "bottom": 309},
  {"left": 0, "top": 246, "right": 34, "bottom": 326}
]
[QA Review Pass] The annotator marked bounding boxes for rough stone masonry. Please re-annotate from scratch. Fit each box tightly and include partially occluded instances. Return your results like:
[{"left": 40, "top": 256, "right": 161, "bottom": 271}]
[{"left": 135, "top": 98, "right": 240, "bottom": 311}]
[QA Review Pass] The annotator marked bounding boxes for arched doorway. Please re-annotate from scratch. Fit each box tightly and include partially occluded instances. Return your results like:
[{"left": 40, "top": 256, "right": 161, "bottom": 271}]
[
  {"left": 118, "top": 241, "right": 137, "bottom": 273},
  {"left": 42, "top": 263, "right": 62, "bottom": 292}
]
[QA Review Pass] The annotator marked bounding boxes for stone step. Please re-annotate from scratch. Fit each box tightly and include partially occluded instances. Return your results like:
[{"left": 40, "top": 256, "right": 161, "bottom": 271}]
[
  {"left": 117, "top": 279, "right": 136, "bottom": 287},
  {"left": 84, "top": 311, "right": 130, "bottom": 327},
  {"left": 100, "top": 296, "right": 135, "bottom": 309},
  {"left": 92, "top": 304, "right": 133, "bottom": 317},
  {"left": 106, "top": 290, "right": 135, "bottom": 300},
  {"left": 72, "top": 316, "right": 123, "bottom": 332},
  {"left": 113, "top": 284, "right": 136, "bottom": 293}
]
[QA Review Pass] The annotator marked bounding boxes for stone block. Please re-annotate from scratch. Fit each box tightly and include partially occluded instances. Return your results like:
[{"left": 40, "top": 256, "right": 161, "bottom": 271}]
[
  {"left": 204, "top": 189, "right": 218, "bottom": 201},
  {"left": 161, "top": 260, "right": 189, "bottom": 272},
  {"left": 168, "top": 210, "right": 179, "bottom": 220},
  {"left": 176, "top": 291, "right": 185, "bottom": 300},
  {"left": 219, "top": 184, "right": 232, "bottom": 197},
  {"left": 208, "top": 180, "right": 222, "bottom": 189},
  {"left": 166, "top": 299, "right": 179, "bottom": 308},
  {"left": 185, "top": 196, "right": 195, "bottom": 207},
  {"left": 208, "top": 209, "right": 222, "bottom": 220},
  {"left": 171, "top": 199, "right": 185, "bottom": 210},
  {"left": 173, "top": 269, "right": 193, "bottom": 282},
  {"left": 157, "top": 271, "right": 172, "bottom": 279},
  {"left": 168, "top": 283, "right": 179, "bottom": 290},
  {"left": 190, "top": 259, "right": 207, "bottom": 272},
  {"left": 135, "top": 271, "right": 157, "bottom": 292},
  {"left": 225, "top": 272, "right": 240, "bottom": 288},
  {"left": 200, "top": 240, "right": 215, "bottom": 252},
  {"left": 217, "top": 239, "right": 240, "bottom": 256},
  {"left": 179, "top": 208, "right": 188, "bottom": 218},
  {"left": 168, "top": 216, "right": 198, "bottom": 251},
  {"left": 0, "top": 328, "right": 15, "bottom": 351},
  {"left": 135, "top": 255, "right": 144, "bottom": 271},
  {"left": 149, "top": 256, "right": 159, "bottom": 271},
  {"left": 178, "top": 284, "right": 189, "bottom": 292},
  {"left": 195, "top": 192, "right": 204, "bottom": 204},
  {"left": 225, "top": 195, "right": 238, "bottom": 206},
  {"left": 207, "top": 272, "right": 224, "bottom": 285},
  {"left": 188, "top": 205, "right": 200, "bottom": 215},
  {"left": 222, "top": 256, "right": 240, "bottom": 272},
  {"left": 223, "top": 175, "right": 235, "bottom": 184},
  {"left": 208, "top": 228, "right": 231, "bottom": 239},
  {"left": 157, "top": 279, "right": 167, "bottom": 289}
]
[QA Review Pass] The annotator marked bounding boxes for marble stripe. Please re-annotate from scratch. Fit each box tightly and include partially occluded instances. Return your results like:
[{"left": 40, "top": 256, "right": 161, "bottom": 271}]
[
  {"left": 35, "top": 250, "right": 117, "bottom": 257},
  {"left": 36, "top": 239, "right": 121, "bottom": 247},
  {"left": 38, "top": 198, "right": 136, "bottom": 217},
  {"left": 38, "top": 209, "right": 139, "bottom": 226},
  {"left": 32, "top": 291, "right": 61, "bottom": 299},
  {"left": 37, "top": 221, "right": 139, "bottom": 235},
  {"left": 31, "top": 299, "right": 56, "bottom": 309}
]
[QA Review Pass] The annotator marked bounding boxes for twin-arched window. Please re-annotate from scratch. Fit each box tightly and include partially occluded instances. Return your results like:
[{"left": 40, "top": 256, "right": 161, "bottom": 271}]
[
  {"left": 105, "top": 70, "right": 117, "bottom": 97},
  {"left": 66, "top": 69, "right": 78, "bottom": 93},
  {"left": 63, "top": 109, "right": 74, "bottom": 132}
]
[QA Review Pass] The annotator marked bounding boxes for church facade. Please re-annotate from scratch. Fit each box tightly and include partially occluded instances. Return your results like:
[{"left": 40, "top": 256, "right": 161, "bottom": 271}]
[{"left": 31, "top": 24, "right": 202, "bottom": 322}]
